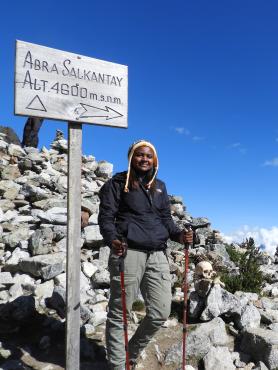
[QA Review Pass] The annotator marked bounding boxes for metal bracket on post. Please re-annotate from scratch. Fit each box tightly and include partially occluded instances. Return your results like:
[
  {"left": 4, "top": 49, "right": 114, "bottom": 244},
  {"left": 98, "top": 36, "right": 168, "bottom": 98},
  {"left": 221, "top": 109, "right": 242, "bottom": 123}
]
[{"left": 66, "top": 122, "right": 82, "bottom": 370}]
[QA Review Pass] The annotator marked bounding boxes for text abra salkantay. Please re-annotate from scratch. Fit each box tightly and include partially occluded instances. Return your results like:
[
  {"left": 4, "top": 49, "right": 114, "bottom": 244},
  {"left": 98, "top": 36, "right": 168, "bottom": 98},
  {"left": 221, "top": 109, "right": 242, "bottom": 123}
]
[{"left": 22, "top": 51, "right": 123, "bottom": 87}]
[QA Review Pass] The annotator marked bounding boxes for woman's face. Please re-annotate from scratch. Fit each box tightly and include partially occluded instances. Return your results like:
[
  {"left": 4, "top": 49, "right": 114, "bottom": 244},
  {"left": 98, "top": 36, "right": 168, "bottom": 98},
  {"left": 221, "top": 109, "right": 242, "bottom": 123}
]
[{"left": 131, "top": 146, "right": 154, "bottom": 173}]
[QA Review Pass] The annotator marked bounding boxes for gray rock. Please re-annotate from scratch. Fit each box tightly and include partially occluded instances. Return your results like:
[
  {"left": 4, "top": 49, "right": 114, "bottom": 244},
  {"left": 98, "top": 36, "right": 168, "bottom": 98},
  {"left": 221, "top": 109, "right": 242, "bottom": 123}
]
[
  {"left": 19, "top": 252, "right": 66, "bottom": 280},
  {"left": 234, "top": 304, "right": 261, "bottom": 330},
  {"left": 34, "top": 280, "right": 54, "bottom": 298},
  {"left": 189, "top": 290, "right": 206, "bottom": 319},
  {"left": 5, "top": 247, "right": 30, "bottom": 267},
  {"left": 89, "top": 311, "right": 107, "bottom": 327},
  {"left": 268, "top": 323, "right": 278, "bottom": 332},
  {"left": 1, "top": 165, "right": 21, "bottom": 180},
  {"left": 203, "top": 346, "right": 235, "bottom": 370},
  {"left": 261, "top": 297, "right": 278, "bottom": 310},
  {"left": 9, "top": 283, "right": 24, "bottom": 302},
  {"left": 0, "top": 199, "right": 15, "bottom": 212},
  {"left": 164, "top": 317, "right": 233, "bottom": 366},
  {"left": 2, "top": 226, "right": 30, "bottom": 248},
  {"left": 98, "top": 246, "right": 110, "bottom": 267},
  {"left": 88, "top": 213, "right": 98, "bottom": 225},
  {"left": 47, "top": 285, "right": 91, "bottom": 323},
  {"left": 8, "top": 144, "right": 26, "bottom": 157},
  {"left": 171, "top": 203, "right": 185, "bottom": 218},
  {"left": 29, "top": 227, "right": 53, "bottom": 255},
  {"left": 0, "top": 272, "right": 14, "bottom": 285},
  {"left": 27, "top": 151, "right": 44, "bottom": 163},
  {"left": 82, "top": 262, "right": 98, "bottom": 278},
  {"left": 240, "top": 327, "right": 278, "bottom": 369},
  {"left": 54, "top": 272, "right": 67, "bottom": 289},
  {"left": 0, "top": 180, "right": 20, "bottom": 200},
  {"left": 208, "top": 244, "right": 232, "bottom": 262},
  {"left": 84, "top": 225, "right": 103, "bottom": 246},
  {"left": 92, "top": 269, "right": 110, "bottom": 287},
  {"left": 52, "top": 175, "right": 67, "bottom": 193},
  {"left": 2, "top": 209, "right": 18, "bottom": 222},
  {"left": 253, "top": 361, "right": 270, "bottom": 370},
  {"left": 260, "top": 308, "right": 278, "bottom": 324},
  {"left": 82, "top": 179, "right": 99, "bottom": 193},
  {"left": 33, "top": 198, "right": 67, "bottom": 211},
  {"left": 45, "top": 207, "right": 67, "bottom": 224},
  {"left": 95, "top": 161, "right": 113, "bottom": 178},
  {"left": 53, "top": 225, "right": 67, "bottom": 241},
  {"left": 51, "top": 137, "right": 68, "bottom": 153},
  {"left": 200, "top": 285, "right": 241, "bottom": 321},
  {"left": 55, "top": 237, "right": 67, "bottom": 252},
  {"left": 234, "top": 291, "right": 259, "bottom": 303},
  {"left": 81, "top": 198, "right": 99, "bottom": 215},
  {"left": 13, "top": 273, "right": 35, "bottom": 291},
  {"left": 21, "top": 183, "right": 50, "bottom": 202},
  {"left": 0, "top": 207, "right": 4, "bottom": 223},
  {"left": 169, "top": 195, "right": 183, "bottom": 204}
]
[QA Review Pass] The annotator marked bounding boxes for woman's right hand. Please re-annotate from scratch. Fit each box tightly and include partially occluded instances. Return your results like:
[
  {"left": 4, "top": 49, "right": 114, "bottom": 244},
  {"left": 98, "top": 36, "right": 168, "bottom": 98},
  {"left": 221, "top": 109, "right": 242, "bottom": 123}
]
[{"left": 111, "top": 239, "right": 127, "bottom": 256}]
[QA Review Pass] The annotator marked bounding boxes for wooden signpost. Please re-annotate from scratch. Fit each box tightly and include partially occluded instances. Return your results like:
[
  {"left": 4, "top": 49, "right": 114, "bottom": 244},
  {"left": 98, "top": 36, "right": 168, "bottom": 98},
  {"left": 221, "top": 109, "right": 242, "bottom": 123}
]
[{"left": 14, "top": 40, "right": 128, "bottom": 370}]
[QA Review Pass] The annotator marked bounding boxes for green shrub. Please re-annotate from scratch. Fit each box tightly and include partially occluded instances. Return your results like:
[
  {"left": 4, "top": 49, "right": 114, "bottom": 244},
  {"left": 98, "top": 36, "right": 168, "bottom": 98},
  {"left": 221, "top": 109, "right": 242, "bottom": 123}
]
[
  {"left": 221, "top": 238, "right": 264, "bottom": 294},
  {"left": 132, "top": 300, "right": 145, "bottom": 312}
]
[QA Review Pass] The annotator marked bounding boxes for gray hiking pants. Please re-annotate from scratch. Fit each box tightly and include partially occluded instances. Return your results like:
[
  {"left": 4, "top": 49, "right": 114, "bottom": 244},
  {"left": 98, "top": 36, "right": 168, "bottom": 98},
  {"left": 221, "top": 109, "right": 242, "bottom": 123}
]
[{"left": 106, "top": 249, "right": 172, "bottom": 370}]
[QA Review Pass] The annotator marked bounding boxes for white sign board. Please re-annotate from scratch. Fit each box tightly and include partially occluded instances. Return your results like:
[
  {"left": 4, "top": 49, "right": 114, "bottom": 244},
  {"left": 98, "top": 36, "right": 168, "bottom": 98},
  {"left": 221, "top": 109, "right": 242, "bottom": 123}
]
[{"left": 15, "top": 40, "right": 128, "bottom": 128}]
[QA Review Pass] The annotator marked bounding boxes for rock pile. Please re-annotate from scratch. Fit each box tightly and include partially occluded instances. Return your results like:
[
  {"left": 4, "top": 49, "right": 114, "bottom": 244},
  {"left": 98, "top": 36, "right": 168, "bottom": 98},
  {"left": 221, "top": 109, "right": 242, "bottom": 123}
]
[{"left": 0, "top": 130, "right": 277, "bottom": 370}]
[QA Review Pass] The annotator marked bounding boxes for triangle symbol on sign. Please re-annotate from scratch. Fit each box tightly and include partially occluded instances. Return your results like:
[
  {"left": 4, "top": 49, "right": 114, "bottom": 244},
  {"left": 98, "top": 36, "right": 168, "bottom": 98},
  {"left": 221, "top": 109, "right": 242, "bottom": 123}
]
[{"left": 26, "top": 95, "right": 47, "bottom": 112}]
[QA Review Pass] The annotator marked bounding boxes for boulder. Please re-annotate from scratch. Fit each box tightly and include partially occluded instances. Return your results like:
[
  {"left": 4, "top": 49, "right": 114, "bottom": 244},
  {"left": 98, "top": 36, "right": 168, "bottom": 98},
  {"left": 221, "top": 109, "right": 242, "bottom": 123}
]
[
  {"left": 29, "top": 227, "right": 53, "bottom": 255},
  {"left": 18, "top": 252, "right": 66, "bottom": 280},
  {"left": 240, "top": 327, "right": 278, "bottom": 369},
  {"left": 84, "top": 225, "right": 103, "bottom": 246},
  {"left": 203, "top": 346, "right": 235, "bottom": 370},
  {"left": 200, "top": 285, "right": 241, "bottom": 321},
  {"left": 2, "top": 226, "right": 30, "bottom": 248},
  {"left": 234, "top": 304, "right": 261, "bottom": 330},
  {"left": 95, "top": 161, "right": 113, "bottom": 178},
  {"left": 164, "top": 317, "right": 233, "bottom": 366}
]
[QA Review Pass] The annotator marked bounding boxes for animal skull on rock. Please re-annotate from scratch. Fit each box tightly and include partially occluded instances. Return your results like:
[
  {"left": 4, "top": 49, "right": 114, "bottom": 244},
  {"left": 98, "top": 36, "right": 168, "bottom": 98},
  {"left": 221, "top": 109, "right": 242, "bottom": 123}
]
[{"left": 194, "top": 261, "right": 215, "bottom": 280}]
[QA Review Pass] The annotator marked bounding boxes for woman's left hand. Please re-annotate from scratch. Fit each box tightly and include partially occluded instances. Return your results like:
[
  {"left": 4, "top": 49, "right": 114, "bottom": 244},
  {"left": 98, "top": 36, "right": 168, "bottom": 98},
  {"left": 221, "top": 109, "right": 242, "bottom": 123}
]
[{"left": 183, "top": 229, "right": 194, "bottom": 244}]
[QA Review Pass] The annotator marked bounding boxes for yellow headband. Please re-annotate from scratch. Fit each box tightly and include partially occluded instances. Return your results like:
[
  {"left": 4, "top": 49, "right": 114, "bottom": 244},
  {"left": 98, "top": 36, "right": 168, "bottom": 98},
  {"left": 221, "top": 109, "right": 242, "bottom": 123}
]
[{"left": 124, "top": 141, "right": 159, "bottom": 192}]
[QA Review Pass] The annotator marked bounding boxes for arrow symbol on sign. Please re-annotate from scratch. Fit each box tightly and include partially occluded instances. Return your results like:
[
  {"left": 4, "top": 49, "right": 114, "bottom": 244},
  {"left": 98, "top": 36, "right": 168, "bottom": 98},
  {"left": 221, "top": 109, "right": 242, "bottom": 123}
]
[{"left": 74, "top": 103, "right": 123, "bottom": 120}]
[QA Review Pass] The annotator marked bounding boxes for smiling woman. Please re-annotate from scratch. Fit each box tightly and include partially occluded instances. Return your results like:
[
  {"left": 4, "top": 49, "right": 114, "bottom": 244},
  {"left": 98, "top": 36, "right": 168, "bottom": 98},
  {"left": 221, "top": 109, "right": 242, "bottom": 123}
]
[{"left": 98, "top": 139, "right": 193, "bottom": 369}]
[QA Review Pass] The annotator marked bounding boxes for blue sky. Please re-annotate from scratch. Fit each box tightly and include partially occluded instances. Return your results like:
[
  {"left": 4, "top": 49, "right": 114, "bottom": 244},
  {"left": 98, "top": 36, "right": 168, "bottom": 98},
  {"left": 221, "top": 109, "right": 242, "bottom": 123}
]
[{"left": 1, "top": 1, "right": 278, "bottom": 252}]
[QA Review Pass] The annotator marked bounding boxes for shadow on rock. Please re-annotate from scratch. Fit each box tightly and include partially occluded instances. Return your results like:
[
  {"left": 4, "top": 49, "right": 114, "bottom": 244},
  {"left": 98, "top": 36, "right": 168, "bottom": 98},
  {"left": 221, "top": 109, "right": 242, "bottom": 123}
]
[{"left": 0, "top": 295, "right": 109, "bottom": 369}]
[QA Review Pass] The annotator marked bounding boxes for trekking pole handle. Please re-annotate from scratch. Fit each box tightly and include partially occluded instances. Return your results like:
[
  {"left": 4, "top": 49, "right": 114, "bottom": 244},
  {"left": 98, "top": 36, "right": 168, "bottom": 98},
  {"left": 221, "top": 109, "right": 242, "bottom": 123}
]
[{"left": 119, "top": 238, "right": 128, "bottom": 272}]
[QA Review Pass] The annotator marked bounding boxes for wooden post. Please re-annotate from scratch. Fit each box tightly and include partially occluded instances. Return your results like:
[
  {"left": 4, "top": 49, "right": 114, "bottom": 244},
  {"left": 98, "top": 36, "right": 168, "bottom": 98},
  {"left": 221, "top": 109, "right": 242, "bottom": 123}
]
[{"left": 66, "top": 122, "right": 82, "bottom": 370}]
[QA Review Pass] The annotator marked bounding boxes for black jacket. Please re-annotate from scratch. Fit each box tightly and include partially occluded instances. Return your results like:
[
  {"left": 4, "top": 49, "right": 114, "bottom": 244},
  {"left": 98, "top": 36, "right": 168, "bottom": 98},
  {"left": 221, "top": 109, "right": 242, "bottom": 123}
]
[{"left": 98, "top": 171, "right": 182, "bottom": 251}]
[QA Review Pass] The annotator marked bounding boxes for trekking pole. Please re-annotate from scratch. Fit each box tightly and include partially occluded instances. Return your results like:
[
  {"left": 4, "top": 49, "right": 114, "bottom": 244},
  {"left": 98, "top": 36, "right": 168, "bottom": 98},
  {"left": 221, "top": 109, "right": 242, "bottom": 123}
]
[
  {"left": 182, "top": 244, "right": 189, "bottom": 370},
  {"left": 182, "top": 230, "right": 191, "bottom": 370},
  {"left": 181, "top": 222, "right": 209, "bottom": 370},
  {"left": 119, "top": 239, "right": 130, "bottom": 370}
]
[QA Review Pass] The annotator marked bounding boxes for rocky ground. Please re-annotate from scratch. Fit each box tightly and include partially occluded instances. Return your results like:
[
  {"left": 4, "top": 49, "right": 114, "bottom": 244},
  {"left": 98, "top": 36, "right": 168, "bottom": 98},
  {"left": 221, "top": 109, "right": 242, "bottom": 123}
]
[{"left": 0, "top": 128, "right": 278, "bottom": 370}]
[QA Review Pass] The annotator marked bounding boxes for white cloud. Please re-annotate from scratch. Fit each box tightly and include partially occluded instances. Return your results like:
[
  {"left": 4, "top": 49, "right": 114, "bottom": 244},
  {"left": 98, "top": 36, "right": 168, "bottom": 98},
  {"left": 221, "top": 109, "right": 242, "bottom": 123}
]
[
  {"left": 263, "top": 157, "right": 278, "bottom": 167},
  {"left": 174, "top": 127, "right": 190, "bottom": 135},
  {"left": 192, "top": 136, "right": 205, "bottom": 141},
  {"left": 222, "top": 225, "right": 278, "bottom": 255},
  {"left": 227, "top": 142, "right": 247, "bottom": 154},
  {"left": 229, "top": 142, "right": 241, "bottom": 148}
]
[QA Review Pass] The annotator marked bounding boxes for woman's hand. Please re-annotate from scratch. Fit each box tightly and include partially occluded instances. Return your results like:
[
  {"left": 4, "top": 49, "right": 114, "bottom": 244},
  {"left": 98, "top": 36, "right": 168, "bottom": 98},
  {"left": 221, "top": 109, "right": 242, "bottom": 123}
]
[
  {"left": 183, "top": 229, "right": 194, "bottom": 245},
  {"left": 111, "top": 239, "right": 127, "bottom": 256}
]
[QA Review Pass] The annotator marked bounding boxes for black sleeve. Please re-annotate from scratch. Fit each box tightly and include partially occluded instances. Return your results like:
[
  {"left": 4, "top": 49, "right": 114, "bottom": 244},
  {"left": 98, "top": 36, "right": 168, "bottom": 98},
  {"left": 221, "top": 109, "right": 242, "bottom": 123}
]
[
  {"left": 98, "top": 178, "right": 121, "bottom": 247},
  {"left": 159, "top": 182, "right": 183, "bottom": 243}
]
